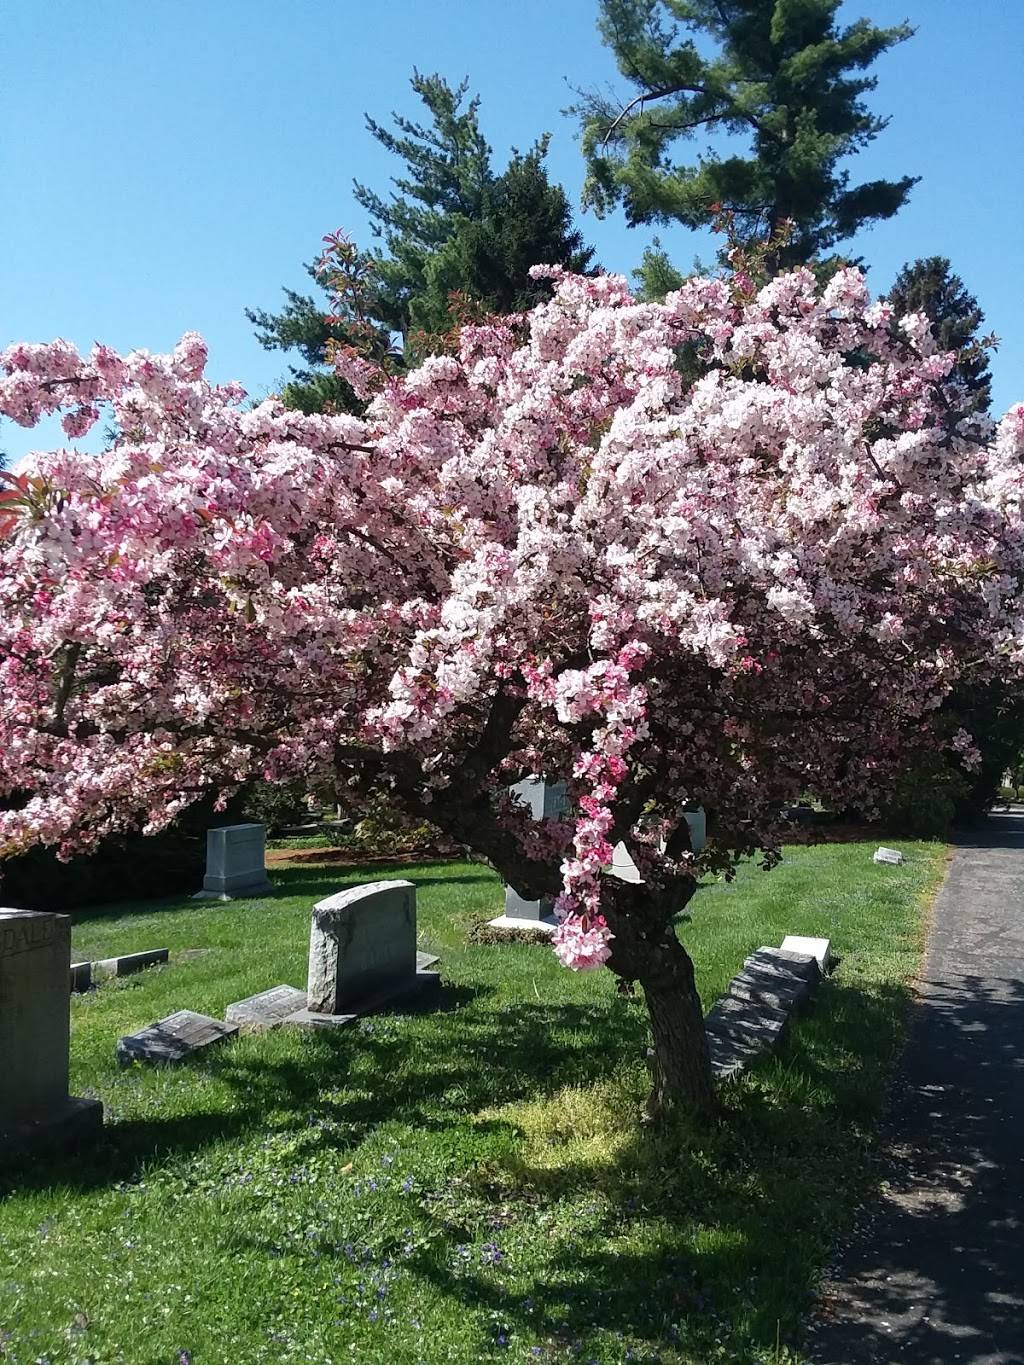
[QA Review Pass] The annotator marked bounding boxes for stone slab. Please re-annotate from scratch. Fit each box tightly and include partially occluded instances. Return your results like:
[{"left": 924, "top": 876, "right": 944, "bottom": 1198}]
[
  {"left": 608, "top": 841, "right": 643, "bottom": 884},
  {"left": 780, "top": 934, "right": 833, "bottom": 972},
  {"left": 743, "top": 946, "right": 822, "bottom": 984},
  {"left": 727, "top": 964, "right": 812, "bottom": 1013},
  {"left": 416, "top": 950, "right": 440, "bottom": 970},
  {"left": 117, "top": 1010, "right": 238, "bottom": 1066},
  {"left": 503, "top": 778, "right": 568, "bottom": 919},
  {"left": 705, "top": 1004, "right": 788, "bottom": 1079},
  {"left": 0, "top": 1095, "right": 104, "bottom": 1157},
  {"left": 93, "top": 948, "right": 169, "bottom": 981},
  {"left": 485, "top": 913, "right": 558, "bottom": 935},
  {"left": 70, "top": 961, "right": 92, "bottom": 993},
  {"left": 874, "top": 846, "right": 905, "bottom": 865},
  {"left": 225, "top": 984, "right": 308, "bottom": 1032},
  {"left": 284, "top": 969, "right": 441, "bottom": 1030}
]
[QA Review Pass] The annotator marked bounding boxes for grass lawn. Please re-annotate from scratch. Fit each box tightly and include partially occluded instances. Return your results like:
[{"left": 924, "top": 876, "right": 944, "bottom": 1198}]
[{"left": 0, "top": 840, "right": 946, "bottom": 1365}]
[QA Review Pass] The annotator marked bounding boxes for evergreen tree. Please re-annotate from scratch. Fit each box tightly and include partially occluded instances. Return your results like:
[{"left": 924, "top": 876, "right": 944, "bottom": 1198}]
[
  {"left": 577, "top": 0, "right": 917, "bottom": 268},
  {"left": 887, "top": 256, "right": 992, "bottom": 414},
  {"left": 251, "top": 72, "right": 593, "bottom": 410},
  {"left": 407, "top": 139, "right": 594, "bottom": 340},
  {"left": 246, "top": 286, "right": 359, "bottom": 414}
]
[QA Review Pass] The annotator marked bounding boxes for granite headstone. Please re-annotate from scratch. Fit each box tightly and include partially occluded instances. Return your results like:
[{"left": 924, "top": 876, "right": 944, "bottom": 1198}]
[
  {"left": 0, "top": 909, "right": 103, "bottom": 1154},
  {"left": 195, "top": 823, "right": 273, "bottom": 899}
]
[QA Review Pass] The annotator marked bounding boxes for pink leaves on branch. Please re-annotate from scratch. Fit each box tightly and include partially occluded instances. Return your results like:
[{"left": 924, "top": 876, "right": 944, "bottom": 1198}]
[{"left": 1, "top": 265, "right": 1023, "bottom": 964}]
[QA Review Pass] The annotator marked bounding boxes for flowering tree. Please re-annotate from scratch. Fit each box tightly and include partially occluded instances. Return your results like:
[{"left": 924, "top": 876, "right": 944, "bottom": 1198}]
[{"left": 2, "top": 265, "right": 1022, "bottom": 1116}]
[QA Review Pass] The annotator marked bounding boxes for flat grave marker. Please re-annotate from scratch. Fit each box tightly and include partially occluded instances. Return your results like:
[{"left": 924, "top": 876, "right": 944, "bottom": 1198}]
[{"left": 117, "top": 1010, "right": 238, "bottom": 1065}]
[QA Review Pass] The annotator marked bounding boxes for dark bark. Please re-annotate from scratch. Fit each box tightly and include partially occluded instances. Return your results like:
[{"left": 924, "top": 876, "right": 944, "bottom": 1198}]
[{"left": 602, "top": 876, "right": 718, "bottom": 1121}]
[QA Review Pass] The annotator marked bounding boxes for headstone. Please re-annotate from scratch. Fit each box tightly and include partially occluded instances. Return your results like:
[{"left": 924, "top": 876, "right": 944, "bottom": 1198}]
[
  {"left": 489, "top": 778, "right": 567, "bottom": 932},
  {"left": 92, "top": 948, "right": 169, "bottom": 981},
  {"left": 194, "top": 823, "right": 273, "bottom": 899},
  {"left": 873, "top": 847, "right": 905, "bottom": 866},
  {"left": 608, "top": 840, "right": 643, "bottom": 883},
  {"left": 225, "top": 984, "right": 308, "bottom": 1032},
  {"left": 683, "top": 808, "right": 707, "bottom": 853},
  {"left": 0, "top": 909, "right": 103, "bottom": 1155},
  {"left": 284, "top": 881, "right": 439, "bottom": 1028},
  {"left": 607, "top": 808, "right": 706, "bottom": 886},
  {"left": 69, "top": 960, "right": 92, "bottom": 993},
  {"left": 704, "top": 945, "right": 823, "bottom": 1080},
  {"left": 117, "top": 1010, "right": 238, "bottom": 1065},
  {"left": 780, "top": 934, "right": 833, "bottom": 972}
]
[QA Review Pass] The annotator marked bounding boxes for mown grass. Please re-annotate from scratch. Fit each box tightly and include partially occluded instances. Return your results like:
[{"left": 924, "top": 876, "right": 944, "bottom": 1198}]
[{"left": 0, "top": 840, "right": 946, "bottom": 1364}]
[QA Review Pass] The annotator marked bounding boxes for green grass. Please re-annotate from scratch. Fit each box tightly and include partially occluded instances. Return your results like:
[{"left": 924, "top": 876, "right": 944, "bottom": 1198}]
[{"left": 0, "top": 840, "right": 946, "bottom": 1365}]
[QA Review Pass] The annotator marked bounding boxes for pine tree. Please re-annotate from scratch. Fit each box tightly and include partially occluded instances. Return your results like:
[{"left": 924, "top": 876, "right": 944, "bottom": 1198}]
[
  {"left": 251, "top": 73, "right": 593, "bottom": 410},
  {"left": 576, "top": 0, "right": 917, "bottom": 268},
  {"left": 887, "top": 256, "right": 992, "bottom": 414},
  {"left": 407, "top": 139, "right": 594, "bottom": 339}
]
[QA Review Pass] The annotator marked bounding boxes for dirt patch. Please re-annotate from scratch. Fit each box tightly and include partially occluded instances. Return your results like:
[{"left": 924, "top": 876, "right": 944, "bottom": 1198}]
[{"left": 266, "top": 845, "right": 467, "bottom": 868}]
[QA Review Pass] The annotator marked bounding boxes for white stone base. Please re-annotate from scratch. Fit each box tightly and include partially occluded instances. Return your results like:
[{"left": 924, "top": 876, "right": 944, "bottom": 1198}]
[
  {"left": 780, "top": 934, "right": 833, "bottom": 972},
  {"left": 486, "top": 914, "right": 558, "bottom": 935}
]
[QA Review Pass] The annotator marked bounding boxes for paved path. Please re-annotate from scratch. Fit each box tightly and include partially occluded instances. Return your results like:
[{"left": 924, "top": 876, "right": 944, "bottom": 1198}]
[{"left": 808, "top": 812, "right": 1024, "bottom": 1365}]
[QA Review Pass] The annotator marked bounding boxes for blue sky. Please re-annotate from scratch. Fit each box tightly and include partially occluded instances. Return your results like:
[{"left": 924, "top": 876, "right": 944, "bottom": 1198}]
[{"left": 3, "top": 0, "right": 1021, "bottom": 463}]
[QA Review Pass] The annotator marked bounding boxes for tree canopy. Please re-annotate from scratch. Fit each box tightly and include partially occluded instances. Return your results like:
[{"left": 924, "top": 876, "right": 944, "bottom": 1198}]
[
  {"left": 3, "top": 264, "right": 1021, "bottom": 1114},
  {"left": 577, "top": 0, "right": 917, "bottom": 268}
]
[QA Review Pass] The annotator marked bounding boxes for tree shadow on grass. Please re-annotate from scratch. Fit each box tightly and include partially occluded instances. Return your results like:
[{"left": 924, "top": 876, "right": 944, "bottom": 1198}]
[
  {"left": 3, "top": 970, "right": 934, "bottom": 1361},
  {"left": 396, "top": 976, "right": 923, "bottom": 1358},
  {"left": 1, "top": 983, "right": 647, "bottom": 1199}
]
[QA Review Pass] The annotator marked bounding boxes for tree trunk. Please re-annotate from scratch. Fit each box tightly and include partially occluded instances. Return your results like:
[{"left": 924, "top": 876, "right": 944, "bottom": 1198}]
[
  {"left": 603, "top": 882, "right": 718, "bottom": 1121},
  {"left": 637, "top": 927, "right": 717, "bottom": 1120}
]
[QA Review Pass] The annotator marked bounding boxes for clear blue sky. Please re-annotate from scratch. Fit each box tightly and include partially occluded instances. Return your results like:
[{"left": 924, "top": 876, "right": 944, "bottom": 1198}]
[{"left": 3, "top": 0, "right": 1021, "bottom": 463}]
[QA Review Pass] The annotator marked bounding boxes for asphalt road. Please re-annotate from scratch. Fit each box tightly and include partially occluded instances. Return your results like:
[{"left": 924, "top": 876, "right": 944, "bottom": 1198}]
[{"left": 807, "top": 813, "right": 1024, "bottom": 1365}]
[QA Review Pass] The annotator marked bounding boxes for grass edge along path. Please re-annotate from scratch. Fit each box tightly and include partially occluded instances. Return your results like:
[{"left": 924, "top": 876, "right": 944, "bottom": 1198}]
[{"left": 0, "top": 839, "right": 947, "bottom": 1365}]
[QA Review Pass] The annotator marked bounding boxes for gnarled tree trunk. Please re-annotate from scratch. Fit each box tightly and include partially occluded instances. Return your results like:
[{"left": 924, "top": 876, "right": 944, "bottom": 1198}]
[{"left": 603, "top": 878, "right": 718, "bottom": 1120}]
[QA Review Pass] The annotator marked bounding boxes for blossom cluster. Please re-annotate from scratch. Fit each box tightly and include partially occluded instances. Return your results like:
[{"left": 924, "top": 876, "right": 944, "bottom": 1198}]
[{"left": 1, "top": 264, "right": 1021, "bottom": 966}]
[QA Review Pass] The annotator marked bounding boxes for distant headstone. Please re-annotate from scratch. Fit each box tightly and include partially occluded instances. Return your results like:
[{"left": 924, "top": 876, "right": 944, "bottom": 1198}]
[
  {"left": 92, "top": 948, "right": 169, "bottom": 981},
  {"left": 683, "top": 809, "right": 707, "bottom": 853},
  {"left": 117, "top": 1009, "right": 238, "bottom": 1065},
  {"left": 194, "top": 823, "right": 273, "bottom": 899},
  {"left": 489, "top": 778, "right": 567, "bottom": 932},
  {"left": 69, "top": 960, "right": 92, "bottom": 993},
  {"left": 608, "top": 840, "right": 643, "bottom": 883},
  {"left": 0, "top": 909, "right": 103, "bottom": 1155},
  {"left": 780, "top": 935, "right": 833, "bottom": 972},
  {"left": 284, "top": 881, "right": 439, "bottom": 1028},
  {"left": 873, "top": 847, "right": 905, "bottom": 866},
  {"left": 225, "top": 984, "right": 308, "bottom": 1032},
  {"left": 607, "top": 808, "right": 706, "bottom": 886}
]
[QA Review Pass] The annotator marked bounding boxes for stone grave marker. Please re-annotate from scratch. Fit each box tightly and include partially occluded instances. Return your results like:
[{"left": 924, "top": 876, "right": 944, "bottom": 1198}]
[
  {"left": 93, "top": 948, "right": 169, "bottom": 981},
  {"left": 780, "top": 934, "right": 833, "bottom": 972},
  {"left": 117, "top": 1010, "right": 238, "bottom": 1065},
  {"left": 69, "top": 960, "right": 92, "bottom": 993},
  {"left": 225, "top": 984, "right": 308, "bottom": 1032},
  {"left": 607, "top": 808, "right": 707, "bottom": 885},
  {"left": 874, "top": 847, "right": 905, "bottom": 866},
  {"left": 194, "top": 823, "right": 273, "bottom": 900},
  {"left": 704, "top": 945, "right": 823, "bottom": 1080},
  {"left": 0, "top": 909, "right": 103, "bottom": 1155},
  {"left": 283, "top": 880, "right": 439, "bottom": 1029},
  {"left": 488, "top": 778, "right": 567, "bottom": 933}
]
